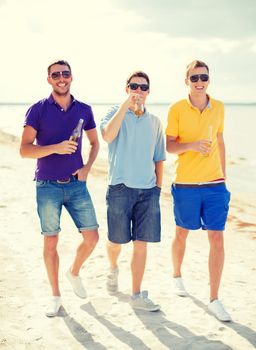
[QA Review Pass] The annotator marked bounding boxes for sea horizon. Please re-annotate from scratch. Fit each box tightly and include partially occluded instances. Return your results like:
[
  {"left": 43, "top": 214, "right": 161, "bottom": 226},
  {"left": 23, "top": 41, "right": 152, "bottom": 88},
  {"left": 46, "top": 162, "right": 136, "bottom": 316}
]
[{"left": 0, "top": 101, "right": 256, "bottom": 106}]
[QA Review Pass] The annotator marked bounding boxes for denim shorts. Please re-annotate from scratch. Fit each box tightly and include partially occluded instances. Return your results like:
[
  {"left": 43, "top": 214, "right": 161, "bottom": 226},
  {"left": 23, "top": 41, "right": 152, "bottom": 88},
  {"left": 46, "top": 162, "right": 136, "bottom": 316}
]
[
  {"left": 106, "top": 183, "right": 161, "bottom": 243},
  {"left": 171, "top": 183, "right": 231, "bottom": 231},
  {"left": 36, "top": 177, "right": 99, "bottom": 235}
]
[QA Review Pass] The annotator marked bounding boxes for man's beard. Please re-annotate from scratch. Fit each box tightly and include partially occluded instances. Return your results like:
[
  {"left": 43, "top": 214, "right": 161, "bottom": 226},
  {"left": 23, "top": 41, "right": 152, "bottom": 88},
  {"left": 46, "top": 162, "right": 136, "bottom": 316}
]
[{"left": 53, "top": 87, "right": 70, "bottom": 97}]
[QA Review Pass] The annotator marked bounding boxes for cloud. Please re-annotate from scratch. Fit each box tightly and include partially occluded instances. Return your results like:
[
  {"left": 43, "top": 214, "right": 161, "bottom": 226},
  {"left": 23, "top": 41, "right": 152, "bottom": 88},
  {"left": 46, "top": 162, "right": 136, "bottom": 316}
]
[{"left": 111, "top": 0, "right": 256, "bottom": 39}]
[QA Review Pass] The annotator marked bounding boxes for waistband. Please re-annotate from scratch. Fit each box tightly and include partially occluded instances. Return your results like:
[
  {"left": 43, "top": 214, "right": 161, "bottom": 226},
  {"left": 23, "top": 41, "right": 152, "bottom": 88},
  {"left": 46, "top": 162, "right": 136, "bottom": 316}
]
[
  {"left": 173, "top": 182, "right": 225, "bottom": 189},
  {"left": 36, "top": 174, "right": 78, "bottom": 184}
]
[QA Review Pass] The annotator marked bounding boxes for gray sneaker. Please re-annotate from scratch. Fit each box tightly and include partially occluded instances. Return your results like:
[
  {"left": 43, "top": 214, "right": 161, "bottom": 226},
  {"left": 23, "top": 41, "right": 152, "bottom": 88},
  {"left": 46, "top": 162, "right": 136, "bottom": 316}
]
[
  {"left": 106, "top": 268, "right": 118, "bottom": 294},
  {"left": 130, "top": 291, "right": 160, "bottom": 312}
]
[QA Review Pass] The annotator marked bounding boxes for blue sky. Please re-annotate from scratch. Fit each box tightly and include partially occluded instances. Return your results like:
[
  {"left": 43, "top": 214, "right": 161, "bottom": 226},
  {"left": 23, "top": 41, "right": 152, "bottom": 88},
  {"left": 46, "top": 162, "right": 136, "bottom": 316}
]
[{"left": 0, "top": 0, "right": 255, "bottom": 103}]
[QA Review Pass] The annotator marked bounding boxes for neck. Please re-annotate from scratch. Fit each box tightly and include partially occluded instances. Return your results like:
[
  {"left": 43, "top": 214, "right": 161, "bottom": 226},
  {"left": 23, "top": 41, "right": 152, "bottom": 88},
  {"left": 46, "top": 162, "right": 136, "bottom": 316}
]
[
  {"left": 189, "top": 93, "right": 208, "bottom": 112},
  {"left": 52, "top": 92, "right": 72, "bottom": 111}
]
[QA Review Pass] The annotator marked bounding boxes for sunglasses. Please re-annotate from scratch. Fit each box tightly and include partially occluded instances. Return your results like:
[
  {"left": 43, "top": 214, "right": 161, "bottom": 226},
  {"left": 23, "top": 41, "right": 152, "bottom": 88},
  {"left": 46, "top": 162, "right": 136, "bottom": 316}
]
[
  {"left": 50, "top": 71, "right": 72, "bottom": 80},
  {"left": 128, "top": 83, "right": 149, "bottom": 91},
  {"left": 189, "top": 74, "right": 209, "bottom": 83}
]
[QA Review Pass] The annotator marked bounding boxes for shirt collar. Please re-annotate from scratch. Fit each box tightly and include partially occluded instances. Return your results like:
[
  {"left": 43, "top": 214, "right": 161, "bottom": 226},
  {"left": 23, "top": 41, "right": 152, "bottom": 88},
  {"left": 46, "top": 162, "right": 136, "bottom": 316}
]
[
  {"left": 186, "top": 94, "right": 212, "bottom": 109},
  {"left": 47, "top": 94, "right": 76, "bottom": 105}
]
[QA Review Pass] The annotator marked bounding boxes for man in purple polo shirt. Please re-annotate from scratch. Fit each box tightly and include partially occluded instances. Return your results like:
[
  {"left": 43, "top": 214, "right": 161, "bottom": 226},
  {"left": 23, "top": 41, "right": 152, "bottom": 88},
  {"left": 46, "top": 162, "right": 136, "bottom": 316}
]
[{"left": 20, "top": 59, "right": 99, "bottom": 317}]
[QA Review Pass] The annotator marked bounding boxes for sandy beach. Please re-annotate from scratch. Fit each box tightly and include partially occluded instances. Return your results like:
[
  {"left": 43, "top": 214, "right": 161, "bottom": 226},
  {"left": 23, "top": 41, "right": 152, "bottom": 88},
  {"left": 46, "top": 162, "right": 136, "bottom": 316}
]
[{"left": 0, "top": 130, "right": 256, "bottom": 350}]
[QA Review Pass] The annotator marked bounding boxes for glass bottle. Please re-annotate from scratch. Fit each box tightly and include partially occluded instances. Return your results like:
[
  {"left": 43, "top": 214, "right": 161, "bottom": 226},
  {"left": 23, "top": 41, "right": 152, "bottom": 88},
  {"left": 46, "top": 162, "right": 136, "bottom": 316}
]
[
  {"left": 134, "top": 102, "right": 144, "bottom": 116},
  {"left": 203, "top": 125, "right": 213, "bottom": 157},
  {"left": 70, "top": 119, "right": 83, "bottom": 141}
]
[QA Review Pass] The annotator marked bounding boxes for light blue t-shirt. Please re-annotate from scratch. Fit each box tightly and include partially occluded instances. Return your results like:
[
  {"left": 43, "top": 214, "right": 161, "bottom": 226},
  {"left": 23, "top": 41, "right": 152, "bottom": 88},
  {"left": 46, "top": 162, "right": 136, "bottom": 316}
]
[{"left": 100, "top": 105, "right": 166, "bottom": 189}]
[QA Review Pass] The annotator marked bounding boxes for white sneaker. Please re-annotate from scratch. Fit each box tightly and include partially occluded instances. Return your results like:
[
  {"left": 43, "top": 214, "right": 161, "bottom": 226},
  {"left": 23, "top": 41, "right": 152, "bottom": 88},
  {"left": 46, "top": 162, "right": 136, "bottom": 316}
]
[
  {"left": 106, "top": 268, "right": 118, "bottom": 294},
  {"left": 66, "top": 269, "right": 87, "bottom": 299},
  {"left": 45, "top": 296, "right": 62, "bottom": 317},
  {"left": 173, "top": 277, "right": 188, "bottom": 297},
  {"left": 130, "top": 291, "right": 160, "bottom": 312},
  {"left": 208, "top": 299, "right": 232, "bottom": 322}
]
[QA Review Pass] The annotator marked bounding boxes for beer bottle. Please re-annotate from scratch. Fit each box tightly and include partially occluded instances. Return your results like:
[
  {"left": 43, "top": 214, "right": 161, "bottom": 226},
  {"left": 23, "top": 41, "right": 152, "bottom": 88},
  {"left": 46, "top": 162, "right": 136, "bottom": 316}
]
[
  {"left": 134, "top": 101, "right": 144, "bottom": 116},
  {"left": 69, "top": 119, "right": 84, "bottom": 141}
]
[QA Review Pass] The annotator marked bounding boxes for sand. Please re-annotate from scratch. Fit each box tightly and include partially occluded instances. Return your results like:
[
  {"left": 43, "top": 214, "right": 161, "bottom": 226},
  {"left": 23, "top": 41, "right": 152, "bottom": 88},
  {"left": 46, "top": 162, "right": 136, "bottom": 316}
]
[{"left": 0, "top": 131, "right": 256, "bottom": 350}]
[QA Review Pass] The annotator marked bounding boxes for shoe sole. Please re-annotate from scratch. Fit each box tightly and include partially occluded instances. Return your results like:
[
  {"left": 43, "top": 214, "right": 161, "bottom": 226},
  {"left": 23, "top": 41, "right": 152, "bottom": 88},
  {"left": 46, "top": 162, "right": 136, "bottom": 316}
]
[
  {"left": 106, "top": 284, "right": 118, "bottom": 294},
  {"left": 45, "top": 306, "right": 61, "bottom": 317},
  {"left": 208, "top": 310, "right": 232, "bottom": 322},
  {"left": 132, "top": 305, "right": 160, "bottom": 312}
]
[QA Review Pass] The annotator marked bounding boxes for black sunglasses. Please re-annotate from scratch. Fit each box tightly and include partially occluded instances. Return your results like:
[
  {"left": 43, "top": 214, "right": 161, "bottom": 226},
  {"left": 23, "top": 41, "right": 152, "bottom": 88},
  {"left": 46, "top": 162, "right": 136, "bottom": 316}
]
[
  {"left": 128, "top": 83, "right": 149, "bottom": 91},
  {"left": 50, "top": 71, "right": 72, "bottom": 80},
  {"left": 189, "top": 74, "right": 209, "bottom": 83}
]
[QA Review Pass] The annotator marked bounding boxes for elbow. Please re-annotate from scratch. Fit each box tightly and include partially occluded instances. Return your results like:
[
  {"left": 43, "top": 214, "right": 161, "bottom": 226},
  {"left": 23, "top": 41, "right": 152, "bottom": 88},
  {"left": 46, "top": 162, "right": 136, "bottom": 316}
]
[
  {"left": 166, "top": 144, "right": 173, "bottom": 154},
  {"left": 101, "top": 130, "right": 113, "bottom": 144},
  {"left": 19, "top": 146, "right": 26, "bottom": 158}
]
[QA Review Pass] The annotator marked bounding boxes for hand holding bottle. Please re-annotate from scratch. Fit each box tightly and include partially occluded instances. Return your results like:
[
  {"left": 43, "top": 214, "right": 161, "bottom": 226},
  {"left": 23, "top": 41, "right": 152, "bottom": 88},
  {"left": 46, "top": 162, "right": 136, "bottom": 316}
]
[{"left": 202, "top": 125, "right": 212, "bottom": 157}]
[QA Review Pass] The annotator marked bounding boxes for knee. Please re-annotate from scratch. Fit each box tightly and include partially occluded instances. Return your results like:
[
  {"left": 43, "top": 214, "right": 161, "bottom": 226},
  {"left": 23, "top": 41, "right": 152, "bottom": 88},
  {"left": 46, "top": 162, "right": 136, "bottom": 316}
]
[
  {"left": 133, "top": 241, "right": 147, "bottom": 254},
  {"left": 107, "top": 241, "right": 121, "bottom": 252},
  {"left": 174, "top": 227, "right": 188, "bottom": 244},
  {"left": 209, "top": 231, "right": 224, "bottom": 250},
  {"left": 84, "top": 230, "right": 99, "bottom": 248},
  {"left": 44, "top": 236, "right": 58, "bottom": 255}
]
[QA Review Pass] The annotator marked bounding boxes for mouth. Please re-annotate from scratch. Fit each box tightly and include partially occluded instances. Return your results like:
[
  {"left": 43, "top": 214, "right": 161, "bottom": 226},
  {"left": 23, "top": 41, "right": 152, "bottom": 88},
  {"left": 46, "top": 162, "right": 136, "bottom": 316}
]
[
  {"left": 195, "top": 85, "right": 204, "bottom": 90},
  {"left": 57, "top": 83, "right": 67, "bottom": 88}
]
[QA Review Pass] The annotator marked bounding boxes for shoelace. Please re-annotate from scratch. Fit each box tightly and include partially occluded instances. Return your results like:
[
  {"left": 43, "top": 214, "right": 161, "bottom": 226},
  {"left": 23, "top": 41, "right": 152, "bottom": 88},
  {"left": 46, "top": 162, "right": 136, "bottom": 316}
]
[{"left": 144, "top": 297, "right": 154, "bottom": 304}]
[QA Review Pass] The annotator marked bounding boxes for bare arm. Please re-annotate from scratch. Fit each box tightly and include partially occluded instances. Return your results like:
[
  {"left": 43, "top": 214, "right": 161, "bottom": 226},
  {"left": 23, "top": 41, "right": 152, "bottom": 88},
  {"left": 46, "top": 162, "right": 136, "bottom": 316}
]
[
  {"left": 20, "top": 125, "right": 77, "bottom": 159},
  {"left": 75, "top": 128, "right": 100, "bottom": 180},
  {"left": 155, "top": 160, "right": 164, "bottom": 188},
  {"left": 101, "top": 93, "right": 139, "bottom": 143},
  {"left": 217, "top": 132, "right": 226, "bottom": 178},
  {"left": 166, "top": 135, "right": 211, "bottom": 155}
]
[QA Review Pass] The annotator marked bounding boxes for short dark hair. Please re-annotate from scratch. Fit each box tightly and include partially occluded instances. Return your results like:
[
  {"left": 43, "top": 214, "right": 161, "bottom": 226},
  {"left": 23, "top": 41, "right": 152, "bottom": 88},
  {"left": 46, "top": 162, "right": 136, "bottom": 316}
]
[
  {"left": 47, "top": 59, "right": 72, "bottom": 75},
  {"left": 126, "top": 71, "right": 150, "bottom": 86},
  {"left": 186, "top": 60, "right": 209, "bottom": 78}
]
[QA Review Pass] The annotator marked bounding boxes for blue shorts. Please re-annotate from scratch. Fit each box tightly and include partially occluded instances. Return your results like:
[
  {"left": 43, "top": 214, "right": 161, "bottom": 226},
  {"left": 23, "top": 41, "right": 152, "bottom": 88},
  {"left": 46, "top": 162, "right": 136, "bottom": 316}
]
[
  {"left": 36, "top": 177, "right": 99, "bottom": 236},
  {"left": 106, "top": 184, "right": 161, "bottom": 244},
  {"left": 171, "top": 183, "right": 231, "bottom": 231}
]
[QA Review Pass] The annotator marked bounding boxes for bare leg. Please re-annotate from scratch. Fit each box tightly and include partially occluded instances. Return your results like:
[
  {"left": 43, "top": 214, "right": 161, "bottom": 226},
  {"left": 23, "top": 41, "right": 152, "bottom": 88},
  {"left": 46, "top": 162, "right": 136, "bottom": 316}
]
[
  {"left": 208, "top": 230, "right": 224, "bottom": 301},
  {"left": 43, "top": 235, "right": 60, "bottom": 296},
  {"left": 172, "top": 226, "right": 189, "bottom": 277},
  {"left": 106, "top": 240, "right": 122, "bottom": 269},
  {"left": 70, "top": 229, "right": 99, "bottom": 276},
  {"left": 131, "top": 240, "right": 147, "bottom": 294}
]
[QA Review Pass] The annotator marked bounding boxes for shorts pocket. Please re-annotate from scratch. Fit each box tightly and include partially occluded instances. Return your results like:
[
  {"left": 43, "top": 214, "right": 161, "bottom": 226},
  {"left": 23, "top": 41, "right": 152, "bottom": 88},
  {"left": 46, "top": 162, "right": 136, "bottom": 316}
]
[
  {"left": 36, "top": 180, "right": 47, "bottom": 187},
  {"left": 109, "top": 183, "right": 126, "bottom": 192}
]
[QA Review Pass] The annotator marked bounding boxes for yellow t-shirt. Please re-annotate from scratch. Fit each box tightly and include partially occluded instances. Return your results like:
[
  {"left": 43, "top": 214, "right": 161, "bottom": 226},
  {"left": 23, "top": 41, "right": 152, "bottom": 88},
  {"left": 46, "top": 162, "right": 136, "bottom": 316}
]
[{"left": 165, "top": 97, "right": 224, "bottom": 183}]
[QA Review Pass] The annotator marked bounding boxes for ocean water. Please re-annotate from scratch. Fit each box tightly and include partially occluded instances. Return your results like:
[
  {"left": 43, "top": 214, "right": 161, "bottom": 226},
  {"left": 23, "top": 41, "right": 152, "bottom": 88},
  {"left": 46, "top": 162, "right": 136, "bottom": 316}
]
[{"left": 0, "top": 102, "right": 255, "bottom": 194}]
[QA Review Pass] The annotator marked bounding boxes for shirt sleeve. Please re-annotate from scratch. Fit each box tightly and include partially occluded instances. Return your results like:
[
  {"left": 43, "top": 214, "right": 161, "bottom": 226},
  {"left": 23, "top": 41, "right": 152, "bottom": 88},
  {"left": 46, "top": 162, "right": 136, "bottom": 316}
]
[
  {"left": 24, "top": 103, "right": 41, "bottom": 131},
  {"left": 165, "top": 104, "right": 179, "bottom": 137},
  {"left": 84, "top": 105, "right": 97, "bottom": 131},
  {"left": 100, "top": 105, "right": 119, "bottom": 131}
]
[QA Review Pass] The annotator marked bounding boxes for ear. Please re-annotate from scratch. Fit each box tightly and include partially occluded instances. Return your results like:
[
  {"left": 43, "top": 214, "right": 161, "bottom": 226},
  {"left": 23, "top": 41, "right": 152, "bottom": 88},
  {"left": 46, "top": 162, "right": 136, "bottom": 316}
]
[{"left": 185, "top": 78, "right": 189, "bottom": 86}]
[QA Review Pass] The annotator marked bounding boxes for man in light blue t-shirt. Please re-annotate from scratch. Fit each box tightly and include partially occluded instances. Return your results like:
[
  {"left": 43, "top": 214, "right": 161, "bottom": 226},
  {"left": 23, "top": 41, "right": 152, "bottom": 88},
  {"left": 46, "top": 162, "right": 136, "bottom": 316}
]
[{"left": 100, "top": 71, "right": 165, "bottom": 311}]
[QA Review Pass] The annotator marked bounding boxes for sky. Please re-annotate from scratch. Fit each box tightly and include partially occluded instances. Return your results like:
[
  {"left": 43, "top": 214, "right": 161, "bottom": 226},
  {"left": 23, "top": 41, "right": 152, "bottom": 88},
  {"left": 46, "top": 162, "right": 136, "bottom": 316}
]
[{"left": 0, "top": 0, "right": 255, "bottom": 104}]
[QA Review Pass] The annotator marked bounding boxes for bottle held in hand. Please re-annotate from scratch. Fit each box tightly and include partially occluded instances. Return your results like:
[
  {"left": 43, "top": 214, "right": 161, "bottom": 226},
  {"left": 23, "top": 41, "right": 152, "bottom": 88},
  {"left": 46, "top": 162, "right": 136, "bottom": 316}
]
[
  {"left": 134, "top": 102, "right": 144, "bottom": 116},
  {"left": 70, "top": 119, "right": 83, "bottom": 141},
  {"left": 203, "top": 125, "right": 213, "bottom": 157}
]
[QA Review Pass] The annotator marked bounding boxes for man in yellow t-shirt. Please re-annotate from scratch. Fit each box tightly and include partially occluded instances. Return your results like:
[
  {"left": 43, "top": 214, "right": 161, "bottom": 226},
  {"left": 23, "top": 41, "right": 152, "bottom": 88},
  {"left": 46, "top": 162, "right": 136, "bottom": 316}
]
[{"left": 166, "top": 60, "right": 231, "bottom": 322}]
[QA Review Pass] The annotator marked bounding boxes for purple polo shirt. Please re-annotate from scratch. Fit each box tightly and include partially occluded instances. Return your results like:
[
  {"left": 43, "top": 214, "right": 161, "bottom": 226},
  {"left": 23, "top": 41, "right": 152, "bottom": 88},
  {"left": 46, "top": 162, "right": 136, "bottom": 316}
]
[{"left": 24, "top": 95, "right": 96, "bottom": 180}]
